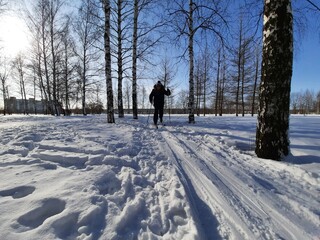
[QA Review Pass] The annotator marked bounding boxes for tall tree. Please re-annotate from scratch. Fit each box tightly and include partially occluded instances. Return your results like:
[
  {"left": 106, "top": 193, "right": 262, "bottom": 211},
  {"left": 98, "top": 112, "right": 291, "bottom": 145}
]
[
  {"left": 60, "top": 17, "right": 76, "bottom": 115},
  {"left": 131, "top": 0, "right": 169, "bottom": 119},
  {"left": 13, "top": 55, "right": 28, "bottom": 114},
  {"left": 214, "top": 48, "right": 221, "bottom": 116},
  {"left": 168, "top": 0, "right": 229, "bottom": 123},
  {"left": 111, "top": 0, "right": 132, "bottom": 118},
  {"left": 188, "top": 0, "right": 195, "bottom": 123},
  {"left": 131, "top": 0, "right": 138, "bottom": 119},
  {"left": 251, "top": 44, "right": 260, "bottom": 116},
  {"left": 0, "top": 57, "right": 9, "bottom": 115},
  {"left": 103, "top": 0, "right": 115, "bottom": 123},
  {"left": 156, "top": 56, "right": 176, "bottom": 111},
  {"left": 116, "top": 0, "right": 124, "bottom": 117},
  {"left": 26, "top": 0, "right": 54, "bottom": 114},
  {"left": 219, "top": 59, "right": 226, "bottom": 116},
  {"left": 256, "top": 0, "right": 293, "bottom": 160},
  {"left": 74, "top": 0, "right": 101, "bottom": 116},
  {"left": 48, "top": 0, "right": 66, "bottom": 116}
]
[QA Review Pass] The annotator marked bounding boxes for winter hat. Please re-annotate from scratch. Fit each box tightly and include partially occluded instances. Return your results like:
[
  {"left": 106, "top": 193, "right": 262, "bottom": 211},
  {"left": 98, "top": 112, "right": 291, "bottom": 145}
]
[{"left": 156, "top": 81, "right": 162, "bottom": 86}]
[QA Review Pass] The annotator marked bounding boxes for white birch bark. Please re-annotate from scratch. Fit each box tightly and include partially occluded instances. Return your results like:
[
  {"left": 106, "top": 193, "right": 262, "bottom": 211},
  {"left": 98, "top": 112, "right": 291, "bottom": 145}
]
[
  {"left": 256, "top": 0, "right": 293, "bottom": 160},
  {"left": 104, "top": 0, "right": 115, "bottom": 123}
]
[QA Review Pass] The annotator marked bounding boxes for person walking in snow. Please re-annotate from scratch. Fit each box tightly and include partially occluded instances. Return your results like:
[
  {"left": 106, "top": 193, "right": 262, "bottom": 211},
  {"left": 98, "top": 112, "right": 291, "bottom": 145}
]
[{"left": 149, "top": 81, "right": 171, "bottom": 126}]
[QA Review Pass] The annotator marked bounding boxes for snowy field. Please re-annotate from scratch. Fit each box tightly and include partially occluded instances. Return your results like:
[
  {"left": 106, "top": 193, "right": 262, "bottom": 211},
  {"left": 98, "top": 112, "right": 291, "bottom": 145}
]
[{"left": 0, "top": 114, "right": 319, "bottom": 240}]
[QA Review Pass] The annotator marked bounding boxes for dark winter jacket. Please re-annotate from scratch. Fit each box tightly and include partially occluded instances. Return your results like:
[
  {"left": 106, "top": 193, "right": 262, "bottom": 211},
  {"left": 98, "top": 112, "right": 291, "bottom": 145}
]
[{"left": 149, "top": 84, "right": 171, "bottom": 108}]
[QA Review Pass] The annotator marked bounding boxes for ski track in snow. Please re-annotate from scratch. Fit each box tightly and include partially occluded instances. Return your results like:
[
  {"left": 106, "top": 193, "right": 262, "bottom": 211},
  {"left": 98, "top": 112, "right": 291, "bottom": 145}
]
[
  {"left": 0, "top": 115, "right": 319, "bottom": 240},
  {"left": 157, "top": 123, "right": 319, "bottom": 240}
]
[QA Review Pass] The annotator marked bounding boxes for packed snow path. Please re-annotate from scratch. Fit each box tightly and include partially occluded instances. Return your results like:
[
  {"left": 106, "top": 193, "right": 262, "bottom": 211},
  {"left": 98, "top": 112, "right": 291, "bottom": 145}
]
[{"left": 0, "top": 115, "right": 319, "bottom": 240}]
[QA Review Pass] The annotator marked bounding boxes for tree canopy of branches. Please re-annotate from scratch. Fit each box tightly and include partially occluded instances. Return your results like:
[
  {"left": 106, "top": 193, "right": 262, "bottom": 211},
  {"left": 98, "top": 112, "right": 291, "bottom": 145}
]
[{"left": 166, "top": 0, "right": 229, "bottom": 123}]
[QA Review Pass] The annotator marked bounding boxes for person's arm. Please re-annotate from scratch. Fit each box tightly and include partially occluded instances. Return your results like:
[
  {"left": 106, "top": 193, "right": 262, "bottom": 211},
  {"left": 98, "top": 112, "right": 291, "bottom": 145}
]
[
  {"left": 165, "top": 88, "right": 171, "bottom": 96},
  {"left": 149, "top": 90, "right": 154, "bottom": 103}
]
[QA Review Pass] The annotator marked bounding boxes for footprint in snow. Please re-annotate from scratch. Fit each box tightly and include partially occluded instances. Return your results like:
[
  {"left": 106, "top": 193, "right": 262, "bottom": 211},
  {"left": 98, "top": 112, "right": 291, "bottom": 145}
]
[
  {"left": 16, "top": 198, "right": 66, "bottom": 230},
  {"left": 0, "top": 186, "right": 35, "bottom": 199}
]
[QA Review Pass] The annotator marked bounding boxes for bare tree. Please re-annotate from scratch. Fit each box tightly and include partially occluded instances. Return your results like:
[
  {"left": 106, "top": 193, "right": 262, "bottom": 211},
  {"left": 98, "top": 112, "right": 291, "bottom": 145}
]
[
  {"left": 156, "top": 56, "right": 176, "bottom": 111},
  {"left": 12, "top": 55, "right": 28, "bottom": 114},
  {"left": 47, "top": 0, "right": 66, "bottom": 116},
  {"left": 115, "top": 0, "right": 125, "bottom": 117},
  {"left": 0, "top": 57, "right": 9, "bottom": 115},
  {"left": 194, "top": 52, "right": 211, "bottom": 116},
  {"left": 214, "top": 46, "right": 227, "bottom": 116},
  {"left": 60, "top": 17, "right": 77, "bottom": 115},
  {"left": 251, "top": 44, "right": 260, "bottom": 116},
  {"left": 175, "top": 90, "right": 188, "bottom": 112},
  {"left": 230, "top": 9, "right": 257, "bottom": 117},
  {"left": 167, "top": 0, "right": 229, "bottom": 123},
  {"left": 219, "top": 56, "right": 227, "bottom": 116},
  {"left": 124, "top": 80, "right": 131, "bottom": 111},
  {"left": 26, "top": 0, "right": 54, "bottom": 114},
  {"left": 111, "top": 0, "right": 132, "bottom": 118},
  {"left": 304, "top": 89, "right": 315, "bottom": 114},
  {"left": 131, "top": 0, "right": 167, "bottom": 119},
  {"left": 74, "top": 0, "right": 102, "bottom": 116},
  {"left": 214, "top": 48, "right": 221, "bottom": 116},
  {"left": 103, "top": 0, "right": 115, "bottom": 123},
  {"left": 131, "top": 0, "right": 138, "bottom": 119},
  {"left": 256, "top": 0, "right": 293, "bottom": 160}
]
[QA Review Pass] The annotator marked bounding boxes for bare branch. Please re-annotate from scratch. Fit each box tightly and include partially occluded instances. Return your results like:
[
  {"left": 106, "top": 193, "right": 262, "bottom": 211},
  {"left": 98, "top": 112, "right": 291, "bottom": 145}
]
[{"left": 306, "top": 0, "right": 320, "bottom": 12}]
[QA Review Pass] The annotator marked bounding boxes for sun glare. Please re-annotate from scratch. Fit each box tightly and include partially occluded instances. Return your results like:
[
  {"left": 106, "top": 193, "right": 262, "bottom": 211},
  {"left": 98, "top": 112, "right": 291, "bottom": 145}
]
[{"left": 0, "top": 15, "right": 30, "bottom": 57}]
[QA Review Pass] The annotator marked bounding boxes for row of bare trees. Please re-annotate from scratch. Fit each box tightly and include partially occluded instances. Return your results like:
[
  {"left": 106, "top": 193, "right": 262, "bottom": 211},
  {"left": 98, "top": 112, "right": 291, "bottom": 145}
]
[
  {"left": 0, "top": 1, "right": 319, "bottom": 116},
  {"left": 0, "top": 0, "right": 173, "bottom": 120},
  {"left": 291, "top": 89, "right": 320, "bottom": 114}
]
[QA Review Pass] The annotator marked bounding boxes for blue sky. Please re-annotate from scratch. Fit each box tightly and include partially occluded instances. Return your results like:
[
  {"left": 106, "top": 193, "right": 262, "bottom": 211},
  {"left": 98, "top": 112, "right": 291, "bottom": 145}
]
[{"left": 292, "top": 33, "right": 320, "bottom": 93}]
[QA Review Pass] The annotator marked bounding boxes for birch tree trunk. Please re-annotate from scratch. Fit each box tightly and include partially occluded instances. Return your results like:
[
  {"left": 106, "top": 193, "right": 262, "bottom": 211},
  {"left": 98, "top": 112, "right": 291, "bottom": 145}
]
[
  {"left": 49, "top": 0, "right": 62, "bottom": 116},
  {"left": 41, "top": 5, "right": 54, "bottom": 115},
  {"left": 251, "top": 47, "right": 260, "bottom": 116},
  {"left": 188, "top": 0, "right": 195, "bottom": 123},
  {"left": 15, "top": 56, "right": 28, "bottom": 115},
  {"left": 219, "top": 62, "right": 226, "bottom": 116},
  {"left": 235, "top": 19, "right": 242, "bottom": 117},
  {"left": 117, "top": 0, "right": 124, "bottom": 118},
  {"left": 256, "top": 0, "right": 293, "bottom": 160},
  {"left": 215, "top": 49, "right": 221, "bottom": 116},
  {"left": 0, "top": 64, "right": 8, "bottom": 115},
  {"left": 132, "top": 0, "right": 138, "bottom": 119},
  {"left": 104, "top": 0, "right": 115, "bottom": 123}
]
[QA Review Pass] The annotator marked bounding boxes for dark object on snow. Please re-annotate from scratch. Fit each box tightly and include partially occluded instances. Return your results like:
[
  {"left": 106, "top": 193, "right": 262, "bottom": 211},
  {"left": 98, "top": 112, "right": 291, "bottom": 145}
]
[{"left": 149, "top": 81, "right": 171, "bottom": 125}]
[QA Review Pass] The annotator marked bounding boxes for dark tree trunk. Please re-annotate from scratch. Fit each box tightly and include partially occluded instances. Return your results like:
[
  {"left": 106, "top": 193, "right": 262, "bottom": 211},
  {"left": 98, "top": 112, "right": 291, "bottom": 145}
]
[
  {"left": 256, "top": 0, "right": 293, "bottom": 160},
  {"left": 117, "top": 0, "right": 124, "bottom": 118},
  {"left": 104, "top": 0, "right": 115, "bottom": 123},
  {"left": 188, "top": 0, "right": 195, "bottom": 123},
  {"left": 215, "top": 49, "right": 221, "bottom": 116},
  {"left": 251, "top": 48, "right": 259, "bottom": 116},
  {"left": 132, "top": 0, "right": 138, "bottom": 119}
]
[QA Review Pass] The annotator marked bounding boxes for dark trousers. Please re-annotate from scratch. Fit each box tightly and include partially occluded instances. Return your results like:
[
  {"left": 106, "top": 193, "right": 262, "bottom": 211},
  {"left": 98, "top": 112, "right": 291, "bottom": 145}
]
[{"left": 153, "top": 107, "right": 163, "bottom": 125}]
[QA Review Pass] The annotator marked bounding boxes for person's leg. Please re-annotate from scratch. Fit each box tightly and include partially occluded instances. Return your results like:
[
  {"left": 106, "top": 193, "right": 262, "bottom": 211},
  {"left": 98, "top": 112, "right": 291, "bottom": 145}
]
[
  {"left": 153, "top": 107, "right": 159, "bottom": 125},
  {"left": 159, "top": 107, "right": 164, "bottom": 123}
]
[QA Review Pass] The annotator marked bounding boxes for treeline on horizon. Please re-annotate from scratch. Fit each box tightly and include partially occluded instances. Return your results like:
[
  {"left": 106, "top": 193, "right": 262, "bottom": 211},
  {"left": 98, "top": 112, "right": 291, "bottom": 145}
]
[{"left": 0, "top": 0, "right": 319, "bottom": 119}]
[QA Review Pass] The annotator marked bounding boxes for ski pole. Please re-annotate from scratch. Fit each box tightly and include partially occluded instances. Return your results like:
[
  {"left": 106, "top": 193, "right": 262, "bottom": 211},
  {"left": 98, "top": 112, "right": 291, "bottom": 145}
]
[
  {"left": 168, "top": 95, "right": 171, "bottom": 123},
  {"left": 147, "top": 101, "right": 152, "bottom": 124}
]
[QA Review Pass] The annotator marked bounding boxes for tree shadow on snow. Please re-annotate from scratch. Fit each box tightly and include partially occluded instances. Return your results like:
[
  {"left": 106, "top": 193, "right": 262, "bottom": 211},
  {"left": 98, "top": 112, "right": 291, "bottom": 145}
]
[
  {"left": 174, "top": 169, "right": 222, "bottom": 240},
  {"left": 160, "top": 142, "right": 222, "bottom": 240},
  {"left": 285, "top": 154, "right": 320, "bottom": 165}
]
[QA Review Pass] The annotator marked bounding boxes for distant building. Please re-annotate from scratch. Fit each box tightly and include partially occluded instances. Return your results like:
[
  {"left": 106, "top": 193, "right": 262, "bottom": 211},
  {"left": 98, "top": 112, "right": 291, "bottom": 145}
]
[{"left": 5, "top": 97, "right": 48, "bottom": 114}]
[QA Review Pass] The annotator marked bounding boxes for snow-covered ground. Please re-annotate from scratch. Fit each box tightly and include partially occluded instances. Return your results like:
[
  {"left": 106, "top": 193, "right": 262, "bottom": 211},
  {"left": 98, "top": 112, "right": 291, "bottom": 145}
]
[{"left": 0, "top": 114, "right": 319, "bottom": 240}]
